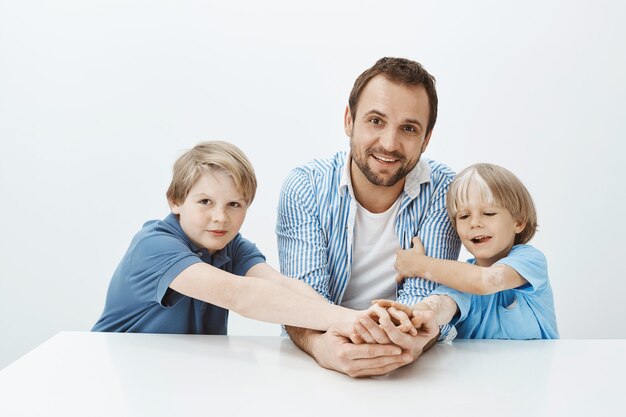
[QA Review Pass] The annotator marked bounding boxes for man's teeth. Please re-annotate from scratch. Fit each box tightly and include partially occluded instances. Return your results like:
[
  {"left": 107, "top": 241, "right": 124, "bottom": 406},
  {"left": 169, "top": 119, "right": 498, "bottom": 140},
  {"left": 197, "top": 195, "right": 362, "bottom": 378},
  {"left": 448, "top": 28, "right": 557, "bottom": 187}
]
[{"left": 374, "top": 155, "right": 396, "bottom": 162}]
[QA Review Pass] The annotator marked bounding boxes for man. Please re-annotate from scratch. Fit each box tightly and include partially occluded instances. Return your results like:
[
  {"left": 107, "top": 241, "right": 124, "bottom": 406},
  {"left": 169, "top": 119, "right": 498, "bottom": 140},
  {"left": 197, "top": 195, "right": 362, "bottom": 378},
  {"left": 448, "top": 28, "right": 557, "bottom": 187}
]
[{"left": 276, "top": 57, "right": 469, "bottom": 377}]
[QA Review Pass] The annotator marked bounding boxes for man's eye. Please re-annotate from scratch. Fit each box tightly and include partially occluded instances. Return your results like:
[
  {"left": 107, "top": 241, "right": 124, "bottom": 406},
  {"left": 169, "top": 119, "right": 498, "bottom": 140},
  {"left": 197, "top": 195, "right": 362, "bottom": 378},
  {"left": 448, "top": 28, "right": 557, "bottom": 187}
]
[
  {"left": 403, "top": 125, "right": 416, "bottom": 133},
  {"left": 369, "top": 117, "right": 381, "bottom": 125}
]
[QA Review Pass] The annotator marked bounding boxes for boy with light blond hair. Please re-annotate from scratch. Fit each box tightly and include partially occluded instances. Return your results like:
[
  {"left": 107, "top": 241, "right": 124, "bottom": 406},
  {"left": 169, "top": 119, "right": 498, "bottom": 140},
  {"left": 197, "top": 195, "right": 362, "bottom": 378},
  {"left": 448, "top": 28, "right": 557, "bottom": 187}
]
[
  {"left": 361, "top": 163, "right": 558, "bottom": 339},
  {"left": 93, "top": 141, "right": 426, "bottom": 338}
]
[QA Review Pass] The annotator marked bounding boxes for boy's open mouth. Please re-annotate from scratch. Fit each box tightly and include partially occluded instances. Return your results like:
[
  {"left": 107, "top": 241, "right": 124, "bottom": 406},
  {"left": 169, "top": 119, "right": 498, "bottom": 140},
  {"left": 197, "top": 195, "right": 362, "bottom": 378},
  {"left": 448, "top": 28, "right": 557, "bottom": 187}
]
[{"left": 471, "top": 235, "right": 492, "bottom": 244}]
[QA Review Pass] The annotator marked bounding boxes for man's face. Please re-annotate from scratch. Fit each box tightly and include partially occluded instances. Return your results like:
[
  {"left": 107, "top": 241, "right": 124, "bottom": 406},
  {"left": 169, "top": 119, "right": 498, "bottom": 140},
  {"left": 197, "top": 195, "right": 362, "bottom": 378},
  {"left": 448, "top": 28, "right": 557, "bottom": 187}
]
[{"left": 345, "top": 75, "right": 432, "bottom": 188}]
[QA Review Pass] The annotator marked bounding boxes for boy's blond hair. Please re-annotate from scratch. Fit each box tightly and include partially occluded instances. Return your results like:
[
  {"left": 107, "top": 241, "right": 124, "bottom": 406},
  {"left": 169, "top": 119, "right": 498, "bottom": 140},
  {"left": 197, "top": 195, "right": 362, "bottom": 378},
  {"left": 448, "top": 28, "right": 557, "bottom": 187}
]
[
  {"left": 166, "top": 141, "right": 257, "bottom": 205},
  {"left": 446, "top": 163, "right": 538, "bottom": 244}
]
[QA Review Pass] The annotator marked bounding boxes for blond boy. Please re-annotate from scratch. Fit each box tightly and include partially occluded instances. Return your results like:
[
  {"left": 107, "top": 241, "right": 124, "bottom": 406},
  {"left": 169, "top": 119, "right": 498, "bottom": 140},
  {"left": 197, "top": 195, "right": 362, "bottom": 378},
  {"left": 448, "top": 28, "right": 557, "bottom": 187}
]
[
  {"left": 93, "top": 141, "right": 432, "bottom": 350},
  {"left": 369, "top": 163, "right": 558, "bottom": 339}
]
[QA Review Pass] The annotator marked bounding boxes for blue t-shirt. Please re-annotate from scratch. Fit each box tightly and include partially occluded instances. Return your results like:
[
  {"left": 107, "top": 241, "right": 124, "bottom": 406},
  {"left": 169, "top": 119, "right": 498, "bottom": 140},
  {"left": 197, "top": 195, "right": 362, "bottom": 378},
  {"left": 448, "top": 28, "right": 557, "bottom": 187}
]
[
  {"left": 92, "top": 213, "right": 266, "bottom": 335},
  {"left": 444, "top": 244, "right": 559, "bottom": 339}
]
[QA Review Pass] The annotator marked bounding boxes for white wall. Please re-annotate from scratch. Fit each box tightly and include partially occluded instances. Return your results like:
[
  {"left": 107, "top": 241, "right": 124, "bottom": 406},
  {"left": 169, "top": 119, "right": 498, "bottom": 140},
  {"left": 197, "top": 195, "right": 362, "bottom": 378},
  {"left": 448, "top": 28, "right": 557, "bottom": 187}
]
[{"left": 1, "top": 0, "right": 624, "bottom": 369}]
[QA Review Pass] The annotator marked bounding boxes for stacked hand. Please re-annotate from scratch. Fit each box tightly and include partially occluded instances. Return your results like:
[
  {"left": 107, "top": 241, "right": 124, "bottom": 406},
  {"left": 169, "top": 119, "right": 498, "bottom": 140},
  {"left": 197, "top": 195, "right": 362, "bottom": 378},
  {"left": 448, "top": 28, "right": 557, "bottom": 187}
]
[
  {"left": 351, "top": 299, "right": 437, "bottom": 346},
  {"left": 313, "top": 300, "right": 439, "bottom": 378}
]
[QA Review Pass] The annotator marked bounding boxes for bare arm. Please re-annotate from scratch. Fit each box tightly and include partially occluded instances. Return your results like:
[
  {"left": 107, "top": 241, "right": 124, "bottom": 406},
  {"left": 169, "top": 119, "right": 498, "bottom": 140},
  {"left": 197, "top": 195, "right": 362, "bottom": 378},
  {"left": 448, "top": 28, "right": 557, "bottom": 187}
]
[
  {"left": 395, "top": 237, "right": 527, "bottom": 295},
  {"left": 245, "top": 263, "right": 330, "bottom": 302},
  {"left": 420, "top": 295, "right": 459, "bottom": 326},
  {"left": 169, "top": 262, "right": 356, "bottom": 331}
]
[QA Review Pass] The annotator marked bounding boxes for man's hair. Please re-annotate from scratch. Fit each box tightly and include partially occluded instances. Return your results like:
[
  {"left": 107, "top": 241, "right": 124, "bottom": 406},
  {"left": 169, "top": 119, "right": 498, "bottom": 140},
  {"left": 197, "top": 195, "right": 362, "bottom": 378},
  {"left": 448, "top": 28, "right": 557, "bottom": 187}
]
[
  {"left": 446, "top": 163, "right": 538, "bottom": 245},
  {"left": 348, "top": 57, "right": 438, "bottom": 137},
  {"left": 166, "top": 141, "right": 257, "bottom": 206}
]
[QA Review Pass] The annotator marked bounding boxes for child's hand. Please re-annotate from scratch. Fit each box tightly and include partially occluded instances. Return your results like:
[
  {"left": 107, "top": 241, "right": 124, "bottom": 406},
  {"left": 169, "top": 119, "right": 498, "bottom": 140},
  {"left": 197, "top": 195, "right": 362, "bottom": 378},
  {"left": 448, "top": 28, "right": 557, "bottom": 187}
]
[
  {"left": 350, "top": 302, "right": 417, "bottom": 345},
  {"left": 395, "top": 236, "right": 427, "bottom": 283},
  {"left": 374, "top": 299, "right": 434, "bottom": 330}
]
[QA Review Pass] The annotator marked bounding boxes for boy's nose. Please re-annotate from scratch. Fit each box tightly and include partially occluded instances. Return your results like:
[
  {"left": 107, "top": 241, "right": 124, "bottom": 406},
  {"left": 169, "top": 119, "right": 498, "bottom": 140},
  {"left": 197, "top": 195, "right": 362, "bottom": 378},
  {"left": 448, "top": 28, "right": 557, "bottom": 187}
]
[
  {"left": 470, "top": 217, "right": 482, "bottom": 228},
  {"left": 210, "top": 207, "right": 227, "bottom": 222}
]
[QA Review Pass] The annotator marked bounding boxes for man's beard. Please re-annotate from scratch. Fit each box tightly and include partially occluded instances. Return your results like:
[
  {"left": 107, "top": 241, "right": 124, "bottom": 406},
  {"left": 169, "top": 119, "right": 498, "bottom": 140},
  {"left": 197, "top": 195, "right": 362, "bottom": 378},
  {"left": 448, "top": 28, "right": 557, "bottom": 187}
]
[{"left": 351, "top": 140, "right": 419, "bottom": 187}]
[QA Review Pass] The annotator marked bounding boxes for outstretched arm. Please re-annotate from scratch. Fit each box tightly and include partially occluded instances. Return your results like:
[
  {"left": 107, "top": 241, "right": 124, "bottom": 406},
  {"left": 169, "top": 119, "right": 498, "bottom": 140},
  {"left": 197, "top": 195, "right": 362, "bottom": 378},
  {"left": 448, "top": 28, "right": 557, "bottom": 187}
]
[
  {"left": 395, "top": 237, "right": 527, "bottom": 295},
  {"left": 169, "top": 262, "right": 356, "bottom": 331},
  {"left": 246, "top": 263, "right": 332, "bottom": 302}
]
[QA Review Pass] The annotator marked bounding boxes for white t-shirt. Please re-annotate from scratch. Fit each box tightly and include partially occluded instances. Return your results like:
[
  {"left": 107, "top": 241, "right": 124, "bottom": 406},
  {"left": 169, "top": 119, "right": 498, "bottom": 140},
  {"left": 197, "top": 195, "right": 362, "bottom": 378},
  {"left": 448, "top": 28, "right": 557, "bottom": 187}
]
[{"left": 341, "top": 198, "right": 401, "bottom": 310}]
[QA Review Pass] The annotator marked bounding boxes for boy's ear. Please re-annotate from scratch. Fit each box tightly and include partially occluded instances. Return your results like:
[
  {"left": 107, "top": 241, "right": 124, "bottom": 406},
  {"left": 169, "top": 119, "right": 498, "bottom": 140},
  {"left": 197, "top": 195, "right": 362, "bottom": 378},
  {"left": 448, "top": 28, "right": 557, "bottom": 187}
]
[
  {"left": 168, "top": 199, "right": 181, "bottom": 215},
  {"left": 514, "top": 220, "right": 526, "bottom": 234}
]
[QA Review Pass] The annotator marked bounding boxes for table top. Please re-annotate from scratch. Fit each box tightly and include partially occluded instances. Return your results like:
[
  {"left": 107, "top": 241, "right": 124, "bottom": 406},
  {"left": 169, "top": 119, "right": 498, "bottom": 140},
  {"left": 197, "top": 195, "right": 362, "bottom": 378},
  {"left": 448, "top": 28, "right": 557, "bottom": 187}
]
[{"left": 0, "top": 332, "right": 624, "bottom": 417}]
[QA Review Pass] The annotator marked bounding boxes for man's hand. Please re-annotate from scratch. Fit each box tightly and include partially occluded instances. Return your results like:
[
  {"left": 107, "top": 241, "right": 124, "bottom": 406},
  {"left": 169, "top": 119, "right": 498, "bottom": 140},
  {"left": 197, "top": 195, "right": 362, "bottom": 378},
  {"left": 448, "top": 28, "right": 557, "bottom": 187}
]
[
  {"left": 308, "top": 325, "right": 413, "bottom": 378},
  {"left": 395, "top": 236, "right": 427, "bottom": 282}
]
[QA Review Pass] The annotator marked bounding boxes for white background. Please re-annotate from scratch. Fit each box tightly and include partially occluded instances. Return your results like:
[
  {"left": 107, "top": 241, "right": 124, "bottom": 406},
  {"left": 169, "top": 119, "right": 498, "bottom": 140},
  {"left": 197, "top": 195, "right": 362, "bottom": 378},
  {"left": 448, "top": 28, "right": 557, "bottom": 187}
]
[{"left": 1, "top": 0, "right": 624, "bottom": 369}]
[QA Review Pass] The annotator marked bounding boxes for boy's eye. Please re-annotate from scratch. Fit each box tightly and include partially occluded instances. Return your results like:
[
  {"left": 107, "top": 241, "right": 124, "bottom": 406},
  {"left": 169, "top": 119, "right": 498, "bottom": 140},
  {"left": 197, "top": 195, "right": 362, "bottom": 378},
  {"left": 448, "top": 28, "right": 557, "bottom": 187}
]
[
  {"left": 458, "top": 213, "right": 469, "bottom": 220},
  {"left": 199, "top": 199, "right": 211, "bottom": 205},
  {"left": 484, "top": 212, "right": 496, "bottom": 216},
  {"left": 229, "top": 202, "right": 241, "bottom": 208}
]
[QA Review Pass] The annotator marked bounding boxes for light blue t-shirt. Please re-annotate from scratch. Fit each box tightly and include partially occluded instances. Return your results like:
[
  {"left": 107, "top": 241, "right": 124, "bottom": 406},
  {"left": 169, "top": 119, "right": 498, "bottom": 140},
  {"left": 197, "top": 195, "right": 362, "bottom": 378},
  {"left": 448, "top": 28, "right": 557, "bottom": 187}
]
[
  {"left": 443, "top": 244, "right": 559, "bottom": 339},
  {"left": 92, "top": 213, "right": 266, "bottom": 335}
]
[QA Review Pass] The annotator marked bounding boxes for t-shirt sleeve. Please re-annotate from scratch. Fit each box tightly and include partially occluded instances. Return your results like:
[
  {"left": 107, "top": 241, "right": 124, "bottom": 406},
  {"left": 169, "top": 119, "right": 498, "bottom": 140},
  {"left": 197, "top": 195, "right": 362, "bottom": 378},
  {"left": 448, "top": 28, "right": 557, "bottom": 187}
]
[
  {"left": 128, "top": 232, "right": 203, "bottom": 307},
  {"left": 228, "top": 234, "right": 266, "bottom": 276},
  {"left": 495, "top": 245, "right": 548, "bottom": 294}
]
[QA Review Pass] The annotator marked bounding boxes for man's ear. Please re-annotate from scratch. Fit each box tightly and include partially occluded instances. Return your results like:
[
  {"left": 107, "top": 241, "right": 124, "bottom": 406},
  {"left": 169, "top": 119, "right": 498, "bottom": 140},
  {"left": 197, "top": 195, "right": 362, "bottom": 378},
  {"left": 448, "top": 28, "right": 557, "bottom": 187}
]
[
  {"left": 344, "top": 105, "right": 353, "bottom": 137},
  {"left": 421, "top": 131, "right": 433, "bottom": 153}
]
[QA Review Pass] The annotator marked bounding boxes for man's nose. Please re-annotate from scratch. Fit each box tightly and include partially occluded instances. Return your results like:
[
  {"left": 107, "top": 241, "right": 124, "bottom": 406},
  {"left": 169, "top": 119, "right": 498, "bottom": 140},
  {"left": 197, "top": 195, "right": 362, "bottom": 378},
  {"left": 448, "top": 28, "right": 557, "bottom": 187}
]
[{"left": 378, "top": 128, "right": 401, "bottom": 152}]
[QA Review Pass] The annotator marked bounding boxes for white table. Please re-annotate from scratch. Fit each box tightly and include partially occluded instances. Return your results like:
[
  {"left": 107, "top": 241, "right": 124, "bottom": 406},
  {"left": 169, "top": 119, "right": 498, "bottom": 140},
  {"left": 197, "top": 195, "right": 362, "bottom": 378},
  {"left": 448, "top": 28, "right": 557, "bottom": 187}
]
[{"left": 0, "top": 332, "right": 623, "bottom": 417}]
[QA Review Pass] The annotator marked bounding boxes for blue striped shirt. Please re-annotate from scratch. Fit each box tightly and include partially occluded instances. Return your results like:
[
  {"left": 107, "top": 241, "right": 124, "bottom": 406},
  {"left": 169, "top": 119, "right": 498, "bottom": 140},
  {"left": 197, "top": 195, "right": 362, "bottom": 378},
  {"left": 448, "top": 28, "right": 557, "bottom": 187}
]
[{"left": 276, "top": 151, "right": 471, "bottom": 337}]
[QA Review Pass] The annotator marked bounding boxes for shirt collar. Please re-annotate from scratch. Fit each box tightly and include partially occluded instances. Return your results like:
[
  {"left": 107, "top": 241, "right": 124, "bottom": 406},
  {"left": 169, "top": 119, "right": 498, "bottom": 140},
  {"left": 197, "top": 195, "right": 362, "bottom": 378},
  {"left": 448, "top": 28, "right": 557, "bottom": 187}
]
[{"left": 339, "top": 153, "right": 431, "bottom": 199}]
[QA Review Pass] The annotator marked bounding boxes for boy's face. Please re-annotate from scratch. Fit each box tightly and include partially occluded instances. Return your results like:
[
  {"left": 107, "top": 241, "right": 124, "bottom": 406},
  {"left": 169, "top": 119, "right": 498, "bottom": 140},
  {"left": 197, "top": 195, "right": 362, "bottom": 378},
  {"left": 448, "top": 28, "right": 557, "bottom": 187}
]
[
  {"left": 455, "top": 183, "right": 525, "bottom": 267},
  {"left": 170, "top": 170, "right": 248, "bottom": 254}
]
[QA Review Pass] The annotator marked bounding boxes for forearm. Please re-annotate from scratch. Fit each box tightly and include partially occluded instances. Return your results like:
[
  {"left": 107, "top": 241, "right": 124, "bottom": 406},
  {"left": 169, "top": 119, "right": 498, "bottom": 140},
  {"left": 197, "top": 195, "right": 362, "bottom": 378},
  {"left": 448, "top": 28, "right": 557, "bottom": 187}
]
[
  {"left": 415, "top": 257, "right": 488, "bottom": 294},
  {"left": 171, "top": 263, "right": 355, "bottom": 331},
  {"left": 248, "top": 264, "right": 329, "bottom": 303},
  {"left": 420, "top": 295, "right": 458, "bottom": 326},
  {"left": 417, "top": 258, "right": 528, "bottom": 295},
  {"left": 234, "top": 277, "right": 355, "bottom": 330},
  {"left": 285, "top": 325, "right": 323, "bottom": 358}
]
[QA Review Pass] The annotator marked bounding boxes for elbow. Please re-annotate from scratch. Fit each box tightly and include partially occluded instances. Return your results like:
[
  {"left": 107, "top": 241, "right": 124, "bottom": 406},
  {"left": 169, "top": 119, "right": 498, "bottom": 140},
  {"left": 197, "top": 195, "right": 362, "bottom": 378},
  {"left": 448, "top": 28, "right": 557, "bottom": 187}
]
[{"left": 475, "top": 267, "right": 505, "bottom": 295}]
